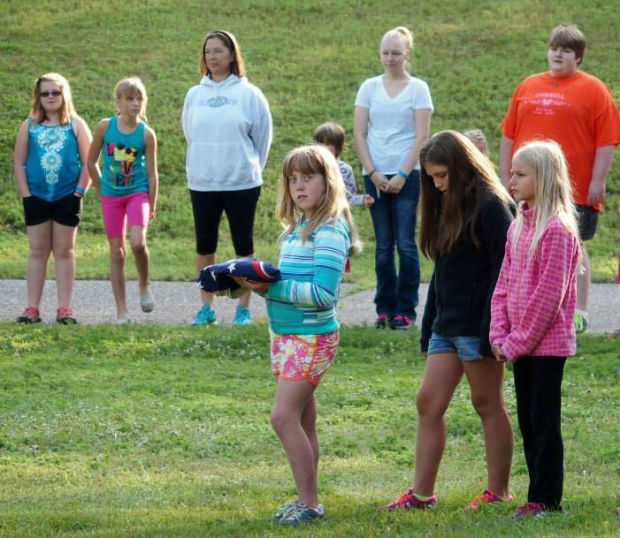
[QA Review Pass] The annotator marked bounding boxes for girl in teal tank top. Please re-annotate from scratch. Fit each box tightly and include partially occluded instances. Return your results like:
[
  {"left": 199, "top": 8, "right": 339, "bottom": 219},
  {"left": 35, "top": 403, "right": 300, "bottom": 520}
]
[
  {"left": 87, "top": 77, "right": 159, "bottom": 323},
  {"left": 13, "top": 72, "right": 92, "bottom": 324}
]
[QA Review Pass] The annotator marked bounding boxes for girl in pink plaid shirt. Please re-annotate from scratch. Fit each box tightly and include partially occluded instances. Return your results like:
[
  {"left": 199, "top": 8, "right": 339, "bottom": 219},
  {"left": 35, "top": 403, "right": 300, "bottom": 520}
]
[{"left": 491, "top": 140, "right": 580, "bottom": 518}]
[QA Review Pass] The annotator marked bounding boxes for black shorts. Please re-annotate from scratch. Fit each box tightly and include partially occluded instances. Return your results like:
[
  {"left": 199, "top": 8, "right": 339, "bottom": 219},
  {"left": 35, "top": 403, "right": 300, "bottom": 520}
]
[
  {"left": 575, "top": 204, "right": 598, "bottom": 241},
  {"left": 189, "top": 186, "right": 261, "bottom": 256},
  {"left": 23, "top": 193, "right": 82, "bottom": 227}
]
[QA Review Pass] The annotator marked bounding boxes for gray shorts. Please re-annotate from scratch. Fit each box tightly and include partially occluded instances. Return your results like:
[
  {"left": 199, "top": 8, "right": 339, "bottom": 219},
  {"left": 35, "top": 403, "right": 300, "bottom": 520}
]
[{"left": 576, "top": 205, "right": 598, "bottom": 241}]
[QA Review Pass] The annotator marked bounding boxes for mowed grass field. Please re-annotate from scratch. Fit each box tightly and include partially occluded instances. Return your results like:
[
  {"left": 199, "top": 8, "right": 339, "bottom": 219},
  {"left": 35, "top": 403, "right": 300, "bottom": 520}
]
[
  {"left": 0, "top": 324, "right": 618, "bottom": 537},
  {"left": 1, "top": 2, "right": 620, "bottom": 536},
  {"left": 0, "top": 0, "right": 619, "bottom": 286}
]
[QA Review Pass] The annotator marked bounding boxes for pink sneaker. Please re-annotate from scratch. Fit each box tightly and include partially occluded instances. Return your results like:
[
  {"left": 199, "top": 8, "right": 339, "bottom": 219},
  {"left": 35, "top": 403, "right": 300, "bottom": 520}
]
[
  {"left": 514, "top": 501, "right": 547, "bottom": 519},
  {"left": 17, "top": 307, "right": 41, "bottom": 324},
  {"left": 379, "top": 489, "right": 437, "bottom": 510},
  {"left": 466, "top": 489, "right": 513, "bottom": 510}
]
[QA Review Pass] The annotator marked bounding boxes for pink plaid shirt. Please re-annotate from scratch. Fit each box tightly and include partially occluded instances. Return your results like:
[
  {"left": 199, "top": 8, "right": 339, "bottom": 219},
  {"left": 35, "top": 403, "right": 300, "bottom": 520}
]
[{"left": 490, "top": 206, "right": 579, "bottom": 361}]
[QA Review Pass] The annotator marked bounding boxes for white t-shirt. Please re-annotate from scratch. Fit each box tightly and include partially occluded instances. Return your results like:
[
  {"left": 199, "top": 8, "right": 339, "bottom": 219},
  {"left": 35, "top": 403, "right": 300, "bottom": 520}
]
[{"left": 355, "top": 74, "right": 433, "bottom": 174}]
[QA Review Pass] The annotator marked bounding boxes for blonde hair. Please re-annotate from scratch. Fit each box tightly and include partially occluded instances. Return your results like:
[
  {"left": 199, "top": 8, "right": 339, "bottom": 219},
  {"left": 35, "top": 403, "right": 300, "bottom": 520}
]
[
  {"left": 511, "top": 140, "right": 579, "bottom": 257},
  {"left": 30, "top": 73, "right": 75, "bottom": 125},
  {"left": 382, "top": 26, "right": 414, "bottom": 51},
  {"left": 463, "top": 129, "right": 489, "bottom": 156},
  {"left": 114, "top": 77, "right": 148, "bottom": 120},
  {"left": 277, "top": 144, "right": 361, "bottom": 256}
]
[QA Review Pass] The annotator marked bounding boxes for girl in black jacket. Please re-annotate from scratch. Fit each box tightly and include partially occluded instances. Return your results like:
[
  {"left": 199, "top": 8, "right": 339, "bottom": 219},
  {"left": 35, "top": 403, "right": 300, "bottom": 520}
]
[{"left": 380, "top": 130, "right": 515, "bottom": 511}]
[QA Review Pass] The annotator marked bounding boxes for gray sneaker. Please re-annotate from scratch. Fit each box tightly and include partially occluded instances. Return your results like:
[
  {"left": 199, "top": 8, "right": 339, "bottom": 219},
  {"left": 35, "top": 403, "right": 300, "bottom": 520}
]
[
  {"left": 279, "top": 502, "right": 325, "bottom": 526},
  {"left": 272, "top": 499, "right": 302, "bottom": 521}
]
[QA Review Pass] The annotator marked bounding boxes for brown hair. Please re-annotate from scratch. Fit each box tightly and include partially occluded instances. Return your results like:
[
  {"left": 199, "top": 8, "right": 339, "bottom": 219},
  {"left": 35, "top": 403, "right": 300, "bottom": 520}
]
[
  {"left": 419, "top": 130, "right": 512, "bottom": 260},
  {"left": 199, "top": 30, "right": 246, "bottom": 77},
  {"left": 278, "top": 145, "right": 361, "bottom": 256},
  {"left": 313, "top": 122, "right": 345, "bottom": 157},
  {"left": 30, "top": 73, "right": 75, "bottom": 125},
  {"left": 549, "top": 23, "right": 586, "bottom": 64}
]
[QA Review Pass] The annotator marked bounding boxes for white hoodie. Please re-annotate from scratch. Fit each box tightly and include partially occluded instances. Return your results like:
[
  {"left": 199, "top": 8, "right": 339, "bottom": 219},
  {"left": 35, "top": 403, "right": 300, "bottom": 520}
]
[{"left": 182, "top": 74, "right": 272, "bottom": 191}]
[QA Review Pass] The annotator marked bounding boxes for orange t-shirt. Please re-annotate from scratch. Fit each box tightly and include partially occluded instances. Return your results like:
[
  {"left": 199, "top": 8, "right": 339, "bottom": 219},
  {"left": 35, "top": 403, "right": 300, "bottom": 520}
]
[{"left": 501, "top": 71, "right": 620, "bottom": 209}]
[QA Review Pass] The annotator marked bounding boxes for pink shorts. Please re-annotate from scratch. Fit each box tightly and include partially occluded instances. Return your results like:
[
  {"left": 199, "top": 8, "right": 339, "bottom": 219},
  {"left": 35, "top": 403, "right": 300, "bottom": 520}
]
[
  {"left": 101, "top": 191, "right": 149, "bottom": 238},
  {"left": 270, "top": 329, "right": 339, "bottom": 386}
]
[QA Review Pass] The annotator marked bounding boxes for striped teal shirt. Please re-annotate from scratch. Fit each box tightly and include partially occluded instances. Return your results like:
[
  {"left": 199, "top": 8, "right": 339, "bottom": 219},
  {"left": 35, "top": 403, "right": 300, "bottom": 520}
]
[{"left": 266, "top": 217, "right": 351, "bottom": 335}]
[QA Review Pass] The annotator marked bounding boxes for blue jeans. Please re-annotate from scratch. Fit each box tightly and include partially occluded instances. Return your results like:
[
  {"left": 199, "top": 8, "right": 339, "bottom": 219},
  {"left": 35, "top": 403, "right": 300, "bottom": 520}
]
[{"left": 364, "top": 171, "right": 421, "bottom": 318}]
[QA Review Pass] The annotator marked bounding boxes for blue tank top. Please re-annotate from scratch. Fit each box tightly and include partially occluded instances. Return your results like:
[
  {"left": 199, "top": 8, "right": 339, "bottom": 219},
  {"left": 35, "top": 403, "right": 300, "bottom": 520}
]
[
  {"left": 101, "top": 116, "right": 148, "bottom": 195},
  {"left": 25, "top": 119, "right": 81, "bottom": 201}
]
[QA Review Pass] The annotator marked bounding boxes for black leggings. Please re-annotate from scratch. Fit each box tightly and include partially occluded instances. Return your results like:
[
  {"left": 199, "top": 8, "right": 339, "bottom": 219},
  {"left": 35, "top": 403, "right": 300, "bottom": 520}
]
[
  {"left": 513, "top": 355, "right": 566, "bottom": 510},
  {"left": 189, "top": 186, "right": 261, "bottom": 256}
]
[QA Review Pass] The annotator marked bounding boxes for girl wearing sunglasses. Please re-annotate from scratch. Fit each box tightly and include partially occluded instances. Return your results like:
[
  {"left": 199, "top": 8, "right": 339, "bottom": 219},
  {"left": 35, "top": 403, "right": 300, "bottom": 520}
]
[{"left": 13, "top": 73, "right": 92, "bottom": 324}]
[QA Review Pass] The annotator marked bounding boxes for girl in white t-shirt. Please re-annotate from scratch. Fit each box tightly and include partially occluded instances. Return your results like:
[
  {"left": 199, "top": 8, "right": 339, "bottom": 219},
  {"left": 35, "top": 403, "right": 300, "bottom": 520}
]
[{"left": 353, "top": 26, "right": 433, "bottom": 330}]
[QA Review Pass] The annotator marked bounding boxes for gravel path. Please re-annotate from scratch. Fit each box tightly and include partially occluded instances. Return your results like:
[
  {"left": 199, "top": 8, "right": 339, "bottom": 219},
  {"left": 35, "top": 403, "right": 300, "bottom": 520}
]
[{"left": 1, "top": 279, "right": 619, "bottom": 334}]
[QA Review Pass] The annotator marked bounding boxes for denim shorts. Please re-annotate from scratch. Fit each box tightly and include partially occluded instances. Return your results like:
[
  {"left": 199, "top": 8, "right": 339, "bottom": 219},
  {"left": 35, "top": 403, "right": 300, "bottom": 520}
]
[{"left": 428, "top": 332, "right": 481, "bottom": 361}]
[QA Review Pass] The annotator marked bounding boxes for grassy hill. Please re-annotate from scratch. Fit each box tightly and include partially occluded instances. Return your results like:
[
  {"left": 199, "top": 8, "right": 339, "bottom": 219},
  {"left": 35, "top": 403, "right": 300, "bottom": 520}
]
[{"left": 1, "top": 0, "right": 619, "bottom": 283}]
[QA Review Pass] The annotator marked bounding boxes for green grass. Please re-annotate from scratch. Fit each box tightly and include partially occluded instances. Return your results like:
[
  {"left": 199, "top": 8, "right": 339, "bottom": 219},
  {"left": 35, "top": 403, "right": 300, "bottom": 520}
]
[
  {"left": 0, "top": 0, "right": 619, "bottom": 281},
  {"left": 0, "top": 323, "right": 618, "bottom": 536}
]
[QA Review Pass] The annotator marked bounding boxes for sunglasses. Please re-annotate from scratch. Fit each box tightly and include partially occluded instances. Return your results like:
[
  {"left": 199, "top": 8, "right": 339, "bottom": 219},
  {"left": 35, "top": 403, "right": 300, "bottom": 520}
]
[{"left": 40, "top": 90, "right": 62, "bottom": 97}]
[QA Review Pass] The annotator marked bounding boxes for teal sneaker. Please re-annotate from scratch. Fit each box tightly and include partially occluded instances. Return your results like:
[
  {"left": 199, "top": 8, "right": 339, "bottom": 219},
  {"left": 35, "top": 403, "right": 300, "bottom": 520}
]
[
  {"left": 233, "top": 305, "right": 252, "bottom": 326},
  {"left": 191, "top": 303, "right": 217, "bottom": 326},
  {"left": 574, "top": 311, "right": 588, "bottom": 334}
]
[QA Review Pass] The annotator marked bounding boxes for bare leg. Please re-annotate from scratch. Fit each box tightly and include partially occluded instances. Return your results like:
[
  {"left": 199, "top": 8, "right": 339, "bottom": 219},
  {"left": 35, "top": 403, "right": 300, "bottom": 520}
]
[
  {"left": 25, "top": 221, "right": 52, "bottom": 308},
  {"left": 301, "top": 394, "right": 319, "bottom": 475},
  {"left": 51, "top": 222, "right": 77, "bottom": 307},
  {"left": 196, "top": 253, "right": 215, "bottom": 306},
  {"left": 108, "top": 236, "right": 128, "bottom": 318},
  {"left": 271, "top": 379, "right": 319, "bottom": 507},
  {"left": 576, "top": 243, "right": 590, "bottom": 311},
  {"left": 464, "top": 358, "right": 514, "bottom": 496},
  {"left": 236, "top": 253, "right": 253, "bottom": 309},
  {"left": 413, "top": 353, "right": 463, "bottom": 496},
  {"left": 129, "top": 225, "right": 150, "bottom": 293}
]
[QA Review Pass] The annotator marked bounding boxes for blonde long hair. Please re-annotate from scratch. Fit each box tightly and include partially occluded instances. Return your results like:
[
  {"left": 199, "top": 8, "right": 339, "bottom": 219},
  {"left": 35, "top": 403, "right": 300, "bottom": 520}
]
[
  {"left": 511, "top": 140, "right": 579, "bottom": 256},
  {"left": 30, "top": 73, "right": 75, "bottom": 124},
  {"left": 277, "top": 144, "right": 361, "bottom": 256}
]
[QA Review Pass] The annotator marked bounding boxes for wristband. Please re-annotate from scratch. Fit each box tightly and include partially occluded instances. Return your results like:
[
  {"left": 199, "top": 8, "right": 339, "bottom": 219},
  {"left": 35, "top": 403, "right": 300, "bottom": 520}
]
[
  {"left": 73, "top": 190, "right": 83, "bottom": 198},
  {"left": 75, "top": 186, "right": 86, "bottom": 196},
  {"left": 397, "top": 169, "right": 409, "bottom": 180},
  {"left": 368, "top": 169, "right": 377, "bottom": 178}
]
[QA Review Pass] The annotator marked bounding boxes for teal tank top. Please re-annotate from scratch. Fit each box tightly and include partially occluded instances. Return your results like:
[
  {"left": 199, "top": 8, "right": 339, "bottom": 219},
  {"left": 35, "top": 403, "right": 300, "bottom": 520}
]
[
  {"left": 25, "top": 119, "right": 81, "bottom": 201},
  {"left": 101, "top": 116, "right": 148, "bottom": 195}
]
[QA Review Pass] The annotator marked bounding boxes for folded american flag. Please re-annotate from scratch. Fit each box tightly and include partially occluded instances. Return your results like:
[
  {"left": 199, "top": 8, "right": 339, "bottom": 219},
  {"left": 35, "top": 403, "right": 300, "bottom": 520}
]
[{"left": 197, "top": 258, "right": 281, "bottom": 298}]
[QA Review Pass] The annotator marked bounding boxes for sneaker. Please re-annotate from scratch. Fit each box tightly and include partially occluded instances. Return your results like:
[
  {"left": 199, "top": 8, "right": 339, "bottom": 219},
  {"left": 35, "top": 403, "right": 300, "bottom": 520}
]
[
  {"left": 191, "top": 303, "right": 217, "bottom": 326},
  {"left": 466, "top": 489, "right": 513, "bottom": 510},
  {"left": 514, "top": 501, "right": 547, "bottom": 519},
  {"left": 233, "top": 304, "right": 252, "bottom": 326},
  {"left": 379, "top": 489, "right": 437, "bottom": 510},
  {"left": 56, "top": 306, "right": 77, "bottom": 325},
  {"left": 279, "top": 502, "right": 325, "bottom": 526},
  {"left": 390, "top": 315, "right": 412, "bottom": 330},
  {"left": 574, "top": 311, "right": 588, "bottom": 334},
  {"left": 375, "top": 313, "right": 390, "bottom": 329},
  {"left": 115, "top": 316, "right": 130, "bottom": 325},
  {"left": 272, "top": 499, "right": 303, "bottom": 521},
  {"left": 17, "top": 307, "right": 41, "bottom": 324},
  {"left": 140, "top": 287, "right": 155, "bottom": 313}
]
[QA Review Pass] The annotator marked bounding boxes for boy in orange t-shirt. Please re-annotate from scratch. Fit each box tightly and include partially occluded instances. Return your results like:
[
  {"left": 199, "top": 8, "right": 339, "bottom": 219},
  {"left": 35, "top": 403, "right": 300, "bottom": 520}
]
[{"left": 499, "top": 23, "right": 620, "bottom": 333}]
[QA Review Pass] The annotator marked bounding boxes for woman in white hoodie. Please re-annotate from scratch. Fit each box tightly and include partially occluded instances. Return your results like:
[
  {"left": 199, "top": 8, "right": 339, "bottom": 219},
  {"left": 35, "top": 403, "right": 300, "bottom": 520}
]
[{"left": 183, "top": 30, "right": 273, "bottom": 326}]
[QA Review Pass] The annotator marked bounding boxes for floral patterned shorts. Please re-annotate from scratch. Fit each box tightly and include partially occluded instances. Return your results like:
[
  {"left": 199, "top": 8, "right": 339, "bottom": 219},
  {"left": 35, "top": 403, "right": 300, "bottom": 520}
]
[{"left": 270, "top": 329, "right": 339, "bottom": 386}]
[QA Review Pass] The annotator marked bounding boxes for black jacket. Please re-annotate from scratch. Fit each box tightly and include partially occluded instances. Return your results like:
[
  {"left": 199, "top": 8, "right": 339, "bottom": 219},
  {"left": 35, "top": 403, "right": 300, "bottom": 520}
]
[{"left": 420, "top": 195, "right": 514, "bottom": 357}]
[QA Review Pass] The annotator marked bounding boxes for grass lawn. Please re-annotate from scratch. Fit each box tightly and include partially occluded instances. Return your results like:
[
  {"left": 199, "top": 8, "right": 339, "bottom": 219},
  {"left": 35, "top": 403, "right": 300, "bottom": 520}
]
[
  {"left": 0, "top": 323, "right": 618, "bottom": 536},
  {"left": 1, "top": 0, "right": 619, "bottom": 283}
]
